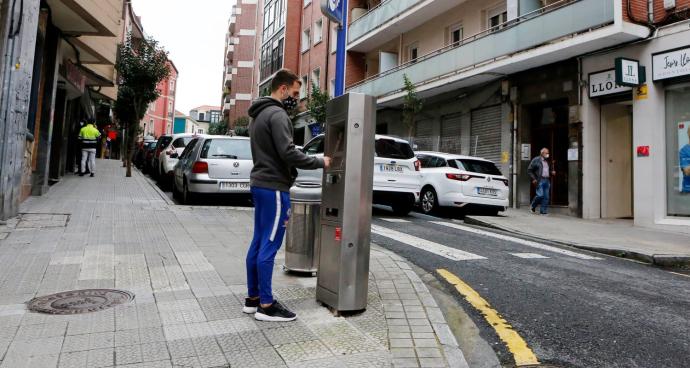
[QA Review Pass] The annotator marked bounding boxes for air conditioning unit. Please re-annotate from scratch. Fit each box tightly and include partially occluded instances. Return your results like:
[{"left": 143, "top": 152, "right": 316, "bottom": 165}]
[{"left": 664, "top": 0, "right": 676, "bottom": 10}]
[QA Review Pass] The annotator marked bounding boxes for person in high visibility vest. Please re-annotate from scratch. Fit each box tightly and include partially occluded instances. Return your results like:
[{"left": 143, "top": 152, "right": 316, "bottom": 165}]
[{"left": 79, "top": 120, "right": 101, "bottom": 177}]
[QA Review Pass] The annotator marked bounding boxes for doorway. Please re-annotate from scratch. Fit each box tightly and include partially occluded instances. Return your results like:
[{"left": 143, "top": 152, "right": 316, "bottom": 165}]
[
  {"left": 528, "top": 101, "right": 570, "bottom": 207},
  {"left": 601, "top": 103, "right": 633, "bottom": 218}
]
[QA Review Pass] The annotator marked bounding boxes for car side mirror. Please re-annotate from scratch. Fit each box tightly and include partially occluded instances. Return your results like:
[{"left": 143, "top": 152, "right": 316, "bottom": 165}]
[{"left": 170, "top": 153, "right": 179, "bottom": 159}]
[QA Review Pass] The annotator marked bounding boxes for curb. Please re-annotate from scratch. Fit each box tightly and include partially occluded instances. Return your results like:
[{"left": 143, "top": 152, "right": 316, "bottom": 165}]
[
  {"left": 464, "top": 216, "right": 690, "bottom": 268},
  {"left": 136, "top": 167, "right": 176, "bottom": 206}
]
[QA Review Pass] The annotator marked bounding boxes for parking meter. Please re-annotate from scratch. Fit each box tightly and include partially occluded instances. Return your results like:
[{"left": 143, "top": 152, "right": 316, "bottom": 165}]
[{"left": 316, "top": 93, "right": 376, "bottom": 312}]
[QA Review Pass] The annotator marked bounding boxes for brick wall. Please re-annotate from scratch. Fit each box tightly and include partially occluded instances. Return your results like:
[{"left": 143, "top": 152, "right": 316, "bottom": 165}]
[
  {"left": 284, "top": 0, "right": 302, "bottom": 73},
  {"left": 299, "top": 1, "right": 336, "bottom": 96},
  {"left": 624, "top": 0, "right": 690, "bottom": 24},
  {"left": 229, "top": 1, "right": 258, "bottom": 124},
  {"left": 345, "top": 51, "right": 365, "bottom": 88}
]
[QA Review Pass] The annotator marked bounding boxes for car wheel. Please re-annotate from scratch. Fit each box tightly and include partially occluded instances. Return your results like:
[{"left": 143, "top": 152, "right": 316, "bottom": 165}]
[
  {"left": 182, "top": 181, "right": 195, "bottom": 205},
  {"left": 391, "top": 198, "right": 414, "bottom": 216},
  {"left": 420, "top": 187, "right": 439, "bottom": 215}
]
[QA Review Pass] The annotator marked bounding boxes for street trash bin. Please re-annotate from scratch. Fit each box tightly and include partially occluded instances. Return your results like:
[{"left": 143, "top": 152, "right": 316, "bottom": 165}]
[{"left": 284, "top": 181, "right": 322, "bottom": 275}]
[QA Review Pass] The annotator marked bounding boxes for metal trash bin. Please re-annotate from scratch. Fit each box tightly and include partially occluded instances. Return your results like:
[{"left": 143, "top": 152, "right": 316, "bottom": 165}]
[{"left": 284, "top": 181, "right": 322, "bottom": 275}]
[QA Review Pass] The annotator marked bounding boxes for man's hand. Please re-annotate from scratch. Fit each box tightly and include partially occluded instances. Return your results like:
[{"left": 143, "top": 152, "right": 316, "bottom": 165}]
[
  {"left": 323, "top": 156, "right": 332, "bottom": 170},
  {"left": 551, "top": 171, "right": 556, "bottom": 176},
  {"left": 683, "top": 166, "right": 690, "bottom": 176},
  {"left": 532, "top": 179, "right": 537, "bottom": 186}
]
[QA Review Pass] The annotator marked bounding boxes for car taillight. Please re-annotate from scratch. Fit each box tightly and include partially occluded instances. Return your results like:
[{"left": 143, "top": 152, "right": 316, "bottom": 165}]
[
  {"left": 192, "top": 161, "right": 208, "bottom": 174},
  {"left": 414, "top": 159, "right": 421, "bottom": 171},
  {"left": 446, "top": 173, "right": 478, "bottom": 181}
]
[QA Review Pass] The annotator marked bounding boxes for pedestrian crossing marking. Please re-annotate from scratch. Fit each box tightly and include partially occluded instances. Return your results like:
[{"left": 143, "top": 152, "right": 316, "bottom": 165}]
[
  {"left": 510, "top": 253, "right": 549, "bottom": 259},
  {"left": 371, "top": 224, "right": 486, "bottom": 261},
  {"left": 430, "top": 221, "right": 602, "bottom": 260},
  {"left": 379, "top": 218, "right": 411, "bottom": 223}
]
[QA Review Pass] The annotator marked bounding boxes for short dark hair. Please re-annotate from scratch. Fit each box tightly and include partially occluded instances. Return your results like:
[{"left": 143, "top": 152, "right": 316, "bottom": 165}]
[{"left": 271, "top": 69, "right": 301, "bottom": 92}]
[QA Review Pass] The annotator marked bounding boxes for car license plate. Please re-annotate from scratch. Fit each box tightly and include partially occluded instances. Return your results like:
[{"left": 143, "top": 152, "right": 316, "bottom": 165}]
[
  {"left": 380, "top": 164, "right": 403, "bottom": 173},
  {"left": 220, "top": 182, "right": 249, "bottom": 190},
  {"left": 477, "top": 187, "right": 498, "bottom": 196}
]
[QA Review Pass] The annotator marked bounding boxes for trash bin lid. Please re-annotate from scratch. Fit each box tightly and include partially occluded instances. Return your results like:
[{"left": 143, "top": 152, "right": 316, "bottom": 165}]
[{"left": 290, "top": 181, "right": 322, "bottom": 202}]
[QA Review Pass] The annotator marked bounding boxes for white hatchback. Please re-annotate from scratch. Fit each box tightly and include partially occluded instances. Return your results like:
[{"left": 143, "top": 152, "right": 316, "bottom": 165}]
[
  {"left": 416, "top": 151, "right": 509, "bottom": 215},
  {"left": 298, "top": 134, "right": 422, "bottom": 215}
]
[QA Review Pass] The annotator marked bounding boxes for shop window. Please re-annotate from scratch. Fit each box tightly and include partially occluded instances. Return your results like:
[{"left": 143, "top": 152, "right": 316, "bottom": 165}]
[{"left": 665, "top": 84, "right": 690, "bottom": 217}]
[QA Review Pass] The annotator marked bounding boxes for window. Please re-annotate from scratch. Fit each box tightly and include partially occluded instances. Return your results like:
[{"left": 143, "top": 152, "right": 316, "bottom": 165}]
[
  {"left": 201, "top": 139, "right": 252, "bottom": 160},
  {"left": 300, "top": 76, "right": 308, "bottom": 99},
  {"left": 314, "top": 19, "right": 323, "bottom": 44},
  {"left": 199, "top": 112, "right": 206, "bottom": 121},
  {"left": 179, "top": 138, "right": 199, "bottom": 160},
  {"left": 311, "top": 68, "right": 320, "bottom": 89},
  {"left": 303, "top": 0, "right": 311, "bottom": 7},
  {"left": 330, "top": 26, "right": 338, "bottom": 53},
  {"left": 450, "top": 159, "right": 502, "bottom": 175},
  {"left": 374, "top": 139, "right": 415, "bottom": 159},
  {"left": 329, "top": 78, "right": 335, "bottom": 98},
  {"left": 447, "top": 23, "right": 463, "bottom": 46},
  {"left": 303, "top": 136, "right": 324, "bottom": 155},
  {"left": 408, "top": 43, "right": 419, "bottom": 63},
  {"left": 169, "top": 79, "right": 175, "bottom": 91},
  {"left": 168, "top": 101, "right": 173, "bottom": 111},
  {"left": 172, "top": 137, "right": 192, "bottom": 149},
  {"left": 665, "top": 84, "right": 690, "bottom": 217},
  {"left": 487, "top": 7, "right": 508, "bottom": 30},
  {"left": 302, "top": 28, "right": 311, "bottom": 52}
]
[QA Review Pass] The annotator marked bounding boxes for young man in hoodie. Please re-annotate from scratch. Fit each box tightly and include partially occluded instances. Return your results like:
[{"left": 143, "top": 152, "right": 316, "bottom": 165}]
[{"left": 244, "top": 69, "right": 331, "bottom": 322}]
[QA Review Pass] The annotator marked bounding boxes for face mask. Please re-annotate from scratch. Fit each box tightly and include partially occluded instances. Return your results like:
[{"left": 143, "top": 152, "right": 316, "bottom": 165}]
[
  {"left": 281, "top": 90, "right": 298, "bottom": 111},
  {"left": 544, "top": 154, "right": 550, "bottom": 159}
]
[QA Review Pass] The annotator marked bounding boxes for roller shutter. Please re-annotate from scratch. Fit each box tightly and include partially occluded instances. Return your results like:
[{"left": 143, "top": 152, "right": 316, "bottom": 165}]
[
  {"left": 470, "top": 105, "right": 502, "bottom": 163},
  {"left": 414, "top": 119, "right": 434, "bottom": 151},
  {"left": 439, "top": 113, "right": 462, "bottom": 154}
]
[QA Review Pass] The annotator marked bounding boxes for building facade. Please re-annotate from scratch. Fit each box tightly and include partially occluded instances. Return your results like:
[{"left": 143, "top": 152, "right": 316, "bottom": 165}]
[
  {"left": 222, "top": 0, "right": 259, "bottom": 128},
  {"left": 142, "top": 61, "right": 179, "bottom": 138},
  {"left": 173, "top": 111, "right": 203, "bottom": 134},
  {"left": 0, "top": 0, "right": 125, "bottom": 219},
  {"left": 190, "top": 105, "right": 222, "bottom": 125}
]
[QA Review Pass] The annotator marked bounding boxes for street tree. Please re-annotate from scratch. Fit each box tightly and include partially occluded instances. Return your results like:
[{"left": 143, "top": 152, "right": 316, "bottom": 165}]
[
  {"left": 208, "top": 121, "right": 228, "bottom": 135},
  {"left": 402, "top": 74, "right": 423, "bottom": 142},
  {"left": 114, "top": 34, "right": 170, "bottom": 177},
  {"left": 234, "top": 116, "right": 250, "bottom": 137},
  {"left": 306, "top": 82, "right": 330, "bottom": 129}
]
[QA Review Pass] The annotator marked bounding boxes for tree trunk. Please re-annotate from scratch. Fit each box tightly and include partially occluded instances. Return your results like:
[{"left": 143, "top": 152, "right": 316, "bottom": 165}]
[
  {"left": 122, "top": 128, "right": 127, "bottom": 167},
  {"left": 125, "top": 125, "right": 133, "bottom": 177}
]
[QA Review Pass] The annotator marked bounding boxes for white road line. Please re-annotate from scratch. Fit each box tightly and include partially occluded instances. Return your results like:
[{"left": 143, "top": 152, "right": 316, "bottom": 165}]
[
  {"left": 379, "top": 218, "right": 411, "bottom": 223},
  {"left": 371, "top": 224, "right": 486, "bottom": 261},
  {"left": 510, "top": 253, "right": 549, "bottom": 259},
  {"left": 430, "top": 221, "right": 602, "bottom": 260}
]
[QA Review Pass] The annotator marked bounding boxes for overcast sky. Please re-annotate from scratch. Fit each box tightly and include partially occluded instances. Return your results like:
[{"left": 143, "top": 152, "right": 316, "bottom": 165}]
[{"left": 131, "top": 0, "right": 236, "bottom": 114}]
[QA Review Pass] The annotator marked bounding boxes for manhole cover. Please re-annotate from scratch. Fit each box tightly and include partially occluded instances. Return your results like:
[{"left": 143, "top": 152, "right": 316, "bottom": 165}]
[{"left": 27, "top": 289, "right": 135, "bottom": 315}]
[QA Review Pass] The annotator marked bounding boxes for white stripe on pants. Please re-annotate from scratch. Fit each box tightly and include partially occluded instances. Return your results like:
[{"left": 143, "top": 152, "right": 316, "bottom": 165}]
[{"left": 81, "top": 148, "right": 96, "bottom": 173}]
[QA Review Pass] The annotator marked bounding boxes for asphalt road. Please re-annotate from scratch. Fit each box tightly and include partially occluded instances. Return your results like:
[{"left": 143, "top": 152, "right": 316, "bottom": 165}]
[{"left": 370, "top": 212, "right": 690, "bottom": 368}]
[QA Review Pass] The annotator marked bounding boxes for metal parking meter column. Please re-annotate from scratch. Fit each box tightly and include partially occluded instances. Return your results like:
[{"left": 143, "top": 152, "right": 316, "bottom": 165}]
[{"left": 316, "top": 93, "right": 376, "bottom": 312}]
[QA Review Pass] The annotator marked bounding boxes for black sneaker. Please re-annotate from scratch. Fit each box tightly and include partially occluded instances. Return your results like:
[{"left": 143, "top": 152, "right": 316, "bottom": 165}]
[
  {"left": 254, "top": 300, "right": 297, "bottom": 322},
  {"left": 530, "top": 207, "right": 536, "bottom": 214},
  {"left": 243, "top": 298, "right": 259, "bottom": 314},
  {"left": 90, "top": 173, "right": 95, "bottom": 177}
]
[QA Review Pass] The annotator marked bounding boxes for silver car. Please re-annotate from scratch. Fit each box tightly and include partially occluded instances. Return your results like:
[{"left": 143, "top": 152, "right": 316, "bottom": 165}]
[{"left": 172, "top": 136, "right": 252, "bottom": 204}]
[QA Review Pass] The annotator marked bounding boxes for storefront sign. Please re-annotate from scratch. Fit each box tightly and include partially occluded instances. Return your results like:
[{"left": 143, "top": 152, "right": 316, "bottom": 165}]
[
  {"left": 321, "top": 0, "right": 345, "bottom": 25},
  {"left": 65, "top": 61, "right": 86, "bottom": 93},
  {"left": 521, "top": 144, "right": 531, "bottom": 161},
  {"left": 588, "top": 69, "right": 631, "bottom": 98},
  {"left": 652, "top": 46, "right": 690, "bottom": 81},
  {"left": 634, "top": 84, "right": 648, "bottom": 100},
  {"left": 615, "top": 58, "right": 645, "bottom": 87},
  {"left": 567, "top": 148, "right": 579, "bottom": 161}
]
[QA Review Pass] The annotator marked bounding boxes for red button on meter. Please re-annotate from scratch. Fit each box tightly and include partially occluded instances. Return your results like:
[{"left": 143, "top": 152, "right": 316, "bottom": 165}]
[
  {"left": 334, "top": 227, "right": 342, "bottom": 241},
  {"left": 637, "top": 146, "right": 650, "bottom": 157}
]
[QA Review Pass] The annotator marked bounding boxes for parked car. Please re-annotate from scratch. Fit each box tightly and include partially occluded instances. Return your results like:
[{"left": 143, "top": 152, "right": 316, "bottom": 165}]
[
  {"left": 142, "top": 142, "right": 159, "bottom": 173},
  {"left": 134, "top": 141, "right": 156, "bottom": 169},
  {"left": 155, "top": 133, "right": 195, "bottom": 182},
  {"left": 172, "top": 136, "right": 253, "bottom": 204},
  {"left": 416, "top": 151, "right": 509, "bottom": 215},
  {"left": 298, "top": 134, "right": 422, "bottom": 215}
]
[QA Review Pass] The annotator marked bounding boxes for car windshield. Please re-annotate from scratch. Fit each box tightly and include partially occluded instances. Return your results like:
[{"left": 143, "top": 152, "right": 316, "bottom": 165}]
[
  {"left": 375, "top": 139, "right": 414, "bottom": 159},
  {"left": 173, "top": 137, "right": 193, "bottom": 148},
  {"left": 450, "top": 159, "right": 502, "bottom": 175},
  {"left": 200, "top": 139, "right": 252, "bottom": 160},
  {"left": 157, "top": 137, "right": 172, "bottom": 149}
]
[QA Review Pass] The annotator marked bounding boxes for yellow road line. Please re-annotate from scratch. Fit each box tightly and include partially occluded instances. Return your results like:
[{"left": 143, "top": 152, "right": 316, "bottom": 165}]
[{"left": 436, "top": 268, "right": 539, "bottom": 366}]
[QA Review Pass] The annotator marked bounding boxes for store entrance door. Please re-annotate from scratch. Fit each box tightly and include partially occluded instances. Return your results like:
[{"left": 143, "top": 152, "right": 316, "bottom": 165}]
[
  {"left": 529, "top": 102, "right": 570, "bottom": 207},
  {"left": 601, "top": 103, "right": 633, "bottom": 218}
]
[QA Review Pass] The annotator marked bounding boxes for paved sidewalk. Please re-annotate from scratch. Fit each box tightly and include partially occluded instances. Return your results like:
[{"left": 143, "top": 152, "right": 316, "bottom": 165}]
[
  {"left": 466, "top": 208, "right": 690, "bottom": 266},
  {"left": 0, "top": 159, "right": 467, "bottom": 368}
]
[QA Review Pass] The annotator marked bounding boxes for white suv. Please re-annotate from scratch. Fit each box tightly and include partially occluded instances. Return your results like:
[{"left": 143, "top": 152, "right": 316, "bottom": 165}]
[
  {"left": 416, "top": 151, "right": 509, "bottom": 215},
  {"left": 298, "top": 134, "right": 421, "bottom": 215}
]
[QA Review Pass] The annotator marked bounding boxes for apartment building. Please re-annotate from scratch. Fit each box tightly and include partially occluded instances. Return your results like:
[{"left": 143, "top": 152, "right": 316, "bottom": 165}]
[
  {"left": 222, "top": 1, "right": 259, "bottom": 128},
  {"left": 0, "top": 0, "right": 125, "bottom": 219},
  {"left": 143, "top": 61, "right": 179, "bottom": 137},
  {"left": 342, "top": 0, "right": 690, "bottom": 229}
]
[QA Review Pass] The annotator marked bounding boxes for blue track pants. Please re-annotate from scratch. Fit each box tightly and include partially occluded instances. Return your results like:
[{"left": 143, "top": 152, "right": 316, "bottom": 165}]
[{"left": 246, "top": 186, "right": 291, "bottom": 305}]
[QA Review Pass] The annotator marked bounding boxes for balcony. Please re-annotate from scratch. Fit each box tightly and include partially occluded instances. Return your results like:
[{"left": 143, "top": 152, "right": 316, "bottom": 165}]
[
  {"left": 348, "top": 0, "right": 649, "bottom": 104},
  {"left": 348, "top": 0, "right": 460, "bottom": 52},
  {"left": 227, "top": 45, "right": 235, "bottom": 60},
  {"left": 46, "top": 0, "right": 122, "bottom": 37},
  {"left": 224, "top": 72, "right": 233, "bottom": 88}
]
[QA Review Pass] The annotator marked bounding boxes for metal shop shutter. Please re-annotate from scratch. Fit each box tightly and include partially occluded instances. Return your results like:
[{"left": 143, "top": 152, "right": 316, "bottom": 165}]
[
  {"left": 439, "top": 113, "right": 462, "bottom": 154},
  {"left": 414, "top": 119, "right": 434, "bottom": 151},
  {"left": 470, "top": 105, "right": 502, "bottom": 163}
]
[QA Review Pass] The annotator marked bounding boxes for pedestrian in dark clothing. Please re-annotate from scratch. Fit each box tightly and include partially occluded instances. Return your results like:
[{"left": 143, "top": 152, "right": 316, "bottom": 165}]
[
  {"left": 528, "top": 148, "right": 556, "bottom": 215},
  {"left": 243, "top": 69, "right": 331, "bottom": 322}
]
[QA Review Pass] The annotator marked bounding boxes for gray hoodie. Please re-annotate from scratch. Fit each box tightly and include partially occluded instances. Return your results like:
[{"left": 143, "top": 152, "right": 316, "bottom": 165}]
[{"left": 248, "top": 97, "right": 324, "bottom": 192}]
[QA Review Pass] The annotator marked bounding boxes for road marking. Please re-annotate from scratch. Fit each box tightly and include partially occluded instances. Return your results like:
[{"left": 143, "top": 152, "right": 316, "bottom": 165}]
[
  {"left": 437, "top": 269, "right": 540, "bottom": 366},
  {"left": 430, "top": 221, "right": 602, "bottom": 260},
  {"left": 510, "top": 253, "right": 549, "bottom": 259},
  {"left": 371, "top": 224, "right": 486, "bottom": 261},
  {"left": 379, "top": 218, "right": 411, "bottom": 223}
]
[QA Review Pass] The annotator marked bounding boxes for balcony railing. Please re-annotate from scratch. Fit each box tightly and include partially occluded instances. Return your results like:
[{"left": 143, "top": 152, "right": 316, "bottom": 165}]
[
  {"left": 348, "top": 0, "right": 613, "bottom": 98},
  {"left": 348, "top": 0, "right": 422, "bottom": 44}
]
